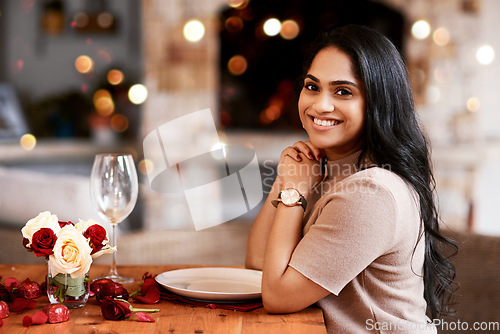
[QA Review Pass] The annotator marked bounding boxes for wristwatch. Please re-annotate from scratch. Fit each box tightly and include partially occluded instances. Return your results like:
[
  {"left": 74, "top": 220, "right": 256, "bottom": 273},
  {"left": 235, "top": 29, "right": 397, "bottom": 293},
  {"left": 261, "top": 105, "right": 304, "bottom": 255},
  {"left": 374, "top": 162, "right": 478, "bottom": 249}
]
[{"left": 271, "top": 188, "right": 307, "bottom": 211}]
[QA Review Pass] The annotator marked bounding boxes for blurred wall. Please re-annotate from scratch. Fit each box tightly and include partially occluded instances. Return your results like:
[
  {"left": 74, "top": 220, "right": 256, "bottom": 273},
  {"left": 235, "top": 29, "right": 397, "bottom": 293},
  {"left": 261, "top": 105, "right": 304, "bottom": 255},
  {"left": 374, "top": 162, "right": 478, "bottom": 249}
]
[{"left": 2, "top": 0, "right": 142, "bottom": 102}]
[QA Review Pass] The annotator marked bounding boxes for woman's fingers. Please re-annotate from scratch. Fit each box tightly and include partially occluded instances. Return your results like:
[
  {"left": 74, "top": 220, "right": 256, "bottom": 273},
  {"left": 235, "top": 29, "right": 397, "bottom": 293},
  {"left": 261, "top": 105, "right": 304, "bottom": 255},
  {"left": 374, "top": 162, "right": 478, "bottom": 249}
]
[
  {"left": 291, "top": 141, "right": 324, "bottom": 161},
  {"left": 303, "top": 142, "right": 325, "bottom": 161},
  {"left": 281, "top": 146, "right": 303, "bottom": 161}
]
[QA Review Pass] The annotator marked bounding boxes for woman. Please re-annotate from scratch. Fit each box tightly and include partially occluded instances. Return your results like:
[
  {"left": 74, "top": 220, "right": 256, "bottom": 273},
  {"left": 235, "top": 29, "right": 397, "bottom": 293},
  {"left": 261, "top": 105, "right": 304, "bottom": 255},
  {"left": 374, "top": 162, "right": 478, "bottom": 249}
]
[{"left": 245, "top": 25, "right": 457, "bottom": 333}]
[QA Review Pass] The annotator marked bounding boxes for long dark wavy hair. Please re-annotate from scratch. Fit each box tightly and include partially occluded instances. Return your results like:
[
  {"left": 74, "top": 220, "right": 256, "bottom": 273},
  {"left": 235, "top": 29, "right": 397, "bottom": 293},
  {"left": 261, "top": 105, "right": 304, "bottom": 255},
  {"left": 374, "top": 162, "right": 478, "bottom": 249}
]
[{"left": 302, "top": 24, "right": 458, "bottom": 319}]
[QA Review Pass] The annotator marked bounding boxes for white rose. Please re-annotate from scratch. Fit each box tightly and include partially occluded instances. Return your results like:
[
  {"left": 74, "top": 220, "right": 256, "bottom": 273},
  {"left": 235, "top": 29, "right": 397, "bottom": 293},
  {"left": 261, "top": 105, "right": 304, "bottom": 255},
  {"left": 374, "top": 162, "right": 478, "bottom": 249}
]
[
  {"left": 75, "top": 218, "right": 102, "bottom": 236},
  {"left": 21, "top": 211, "right": 61, "bottom": 247},
  {"left": 49, "top": 224, "right": 93, "bottom": 278}
]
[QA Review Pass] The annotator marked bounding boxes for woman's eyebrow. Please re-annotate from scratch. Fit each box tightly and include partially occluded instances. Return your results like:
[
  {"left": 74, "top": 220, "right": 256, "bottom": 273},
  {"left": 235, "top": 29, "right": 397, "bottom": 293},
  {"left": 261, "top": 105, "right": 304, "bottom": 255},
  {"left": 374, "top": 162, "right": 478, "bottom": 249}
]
[{"left": 305, "top": 74, "right": 359, "bottom": 88}]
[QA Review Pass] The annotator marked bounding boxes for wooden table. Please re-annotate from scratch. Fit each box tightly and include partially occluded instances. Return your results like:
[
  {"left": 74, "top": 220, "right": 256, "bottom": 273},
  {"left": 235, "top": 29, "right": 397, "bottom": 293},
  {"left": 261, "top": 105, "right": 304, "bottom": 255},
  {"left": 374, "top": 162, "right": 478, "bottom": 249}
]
[{"left": 0, "top": 264, "right": 326, "bottom": 333}]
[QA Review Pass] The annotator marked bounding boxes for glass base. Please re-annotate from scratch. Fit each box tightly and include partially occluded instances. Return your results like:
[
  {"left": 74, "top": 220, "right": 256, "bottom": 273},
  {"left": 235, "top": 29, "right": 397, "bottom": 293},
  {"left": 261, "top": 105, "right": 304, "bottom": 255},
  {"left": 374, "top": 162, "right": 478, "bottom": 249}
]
[{"left": 93, "top": 273, "right": 134, "bottom": 284}]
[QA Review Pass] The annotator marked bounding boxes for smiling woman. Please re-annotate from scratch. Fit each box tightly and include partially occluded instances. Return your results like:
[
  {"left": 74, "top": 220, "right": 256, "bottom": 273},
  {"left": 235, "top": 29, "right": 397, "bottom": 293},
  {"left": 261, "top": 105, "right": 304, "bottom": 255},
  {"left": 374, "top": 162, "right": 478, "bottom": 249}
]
[{"left": 245, "top": 25, "right": 457, "bottom": 334}]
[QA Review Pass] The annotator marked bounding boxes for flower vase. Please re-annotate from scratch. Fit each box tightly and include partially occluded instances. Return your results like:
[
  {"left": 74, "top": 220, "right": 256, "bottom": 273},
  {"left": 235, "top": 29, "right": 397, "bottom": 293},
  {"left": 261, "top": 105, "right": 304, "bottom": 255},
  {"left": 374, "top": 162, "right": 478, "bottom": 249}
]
[{"left": 47, "top": 264, "right": 90, "bottom": 309}]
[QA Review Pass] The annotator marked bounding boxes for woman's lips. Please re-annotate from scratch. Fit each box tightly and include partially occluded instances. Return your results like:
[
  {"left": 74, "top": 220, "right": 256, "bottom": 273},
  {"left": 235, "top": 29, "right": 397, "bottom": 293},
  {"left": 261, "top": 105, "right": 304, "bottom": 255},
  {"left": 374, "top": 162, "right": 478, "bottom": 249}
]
[{"left": 310, "top": 116, "right": 343, "bottom": 130}]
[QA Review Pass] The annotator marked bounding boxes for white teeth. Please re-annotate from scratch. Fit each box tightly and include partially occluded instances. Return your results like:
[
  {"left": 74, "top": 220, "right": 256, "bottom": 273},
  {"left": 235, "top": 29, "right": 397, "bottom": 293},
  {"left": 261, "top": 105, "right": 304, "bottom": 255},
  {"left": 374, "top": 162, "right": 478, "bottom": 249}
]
[{"left": 313, "top": 117, "right": 339, "bottom": 127}]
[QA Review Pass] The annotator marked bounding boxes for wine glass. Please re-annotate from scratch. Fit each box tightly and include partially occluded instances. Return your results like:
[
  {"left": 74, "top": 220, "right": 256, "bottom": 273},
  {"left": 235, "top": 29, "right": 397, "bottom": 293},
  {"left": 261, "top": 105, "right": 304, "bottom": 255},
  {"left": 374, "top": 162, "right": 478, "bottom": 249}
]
[{"left": 90, "top": 154, "right": 138, "bottom": 283}]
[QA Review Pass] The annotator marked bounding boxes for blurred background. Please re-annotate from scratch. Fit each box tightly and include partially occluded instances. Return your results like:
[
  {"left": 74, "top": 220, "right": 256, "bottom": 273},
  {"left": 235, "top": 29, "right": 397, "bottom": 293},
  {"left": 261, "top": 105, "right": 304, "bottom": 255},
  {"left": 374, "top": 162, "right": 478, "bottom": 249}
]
[{"left": 0, "top": 0, "right": 499, "bottom": 267}]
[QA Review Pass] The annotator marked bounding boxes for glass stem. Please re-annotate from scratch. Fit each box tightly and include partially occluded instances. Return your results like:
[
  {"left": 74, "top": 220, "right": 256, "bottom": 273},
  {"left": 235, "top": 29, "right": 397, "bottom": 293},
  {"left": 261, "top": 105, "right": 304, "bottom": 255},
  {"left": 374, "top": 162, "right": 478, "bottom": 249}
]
[{"left": 109, "top": 223, "right": 118, "bottom": 277}]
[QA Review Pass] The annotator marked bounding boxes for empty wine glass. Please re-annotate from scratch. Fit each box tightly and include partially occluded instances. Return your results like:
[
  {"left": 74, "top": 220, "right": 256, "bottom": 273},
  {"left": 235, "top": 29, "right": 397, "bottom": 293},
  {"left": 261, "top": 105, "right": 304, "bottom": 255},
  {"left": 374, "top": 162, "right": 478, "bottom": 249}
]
[{"left": 90, "top": 154, "right": 138, "bottom": 283}]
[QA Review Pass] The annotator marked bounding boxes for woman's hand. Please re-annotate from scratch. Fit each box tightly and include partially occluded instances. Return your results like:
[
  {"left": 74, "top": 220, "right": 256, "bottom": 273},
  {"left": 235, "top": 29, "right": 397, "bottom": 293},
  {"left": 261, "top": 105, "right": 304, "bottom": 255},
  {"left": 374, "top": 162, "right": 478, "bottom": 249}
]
[{"left": 277, "top": 141, "right": 325, "bottom": 198}]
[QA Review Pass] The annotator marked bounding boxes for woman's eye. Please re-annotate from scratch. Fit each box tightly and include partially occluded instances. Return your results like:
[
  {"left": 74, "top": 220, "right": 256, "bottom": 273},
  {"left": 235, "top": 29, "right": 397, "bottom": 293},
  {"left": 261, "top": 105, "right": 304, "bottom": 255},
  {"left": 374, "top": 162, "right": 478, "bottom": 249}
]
[
  {"left": 304, "top": 83, "right": 319, "bottom": 91},
  {"left": 335, "top": 88, "right": 352, "bottom": 96}
]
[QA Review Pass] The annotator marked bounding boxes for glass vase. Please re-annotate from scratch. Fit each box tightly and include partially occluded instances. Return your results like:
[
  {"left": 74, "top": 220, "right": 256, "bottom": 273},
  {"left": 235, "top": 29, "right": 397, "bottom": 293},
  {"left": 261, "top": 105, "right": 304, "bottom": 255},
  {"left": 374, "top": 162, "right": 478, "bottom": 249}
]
[{"left": 47, "top": 264, "right": 90, "bottom": 309}]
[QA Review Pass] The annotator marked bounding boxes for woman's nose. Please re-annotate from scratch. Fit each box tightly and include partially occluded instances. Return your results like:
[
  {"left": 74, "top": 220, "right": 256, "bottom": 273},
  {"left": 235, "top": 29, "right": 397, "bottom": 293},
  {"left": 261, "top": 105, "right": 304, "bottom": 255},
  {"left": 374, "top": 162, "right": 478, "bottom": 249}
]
[{"left": 313, "top": 93, "right": 334, "bottom": 112}]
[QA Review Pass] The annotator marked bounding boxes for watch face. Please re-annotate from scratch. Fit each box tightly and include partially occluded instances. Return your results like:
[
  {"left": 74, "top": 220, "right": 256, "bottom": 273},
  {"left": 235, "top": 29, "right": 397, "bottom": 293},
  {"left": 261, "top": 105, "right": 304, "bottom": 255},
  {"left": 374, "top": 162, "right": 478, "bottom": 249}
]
[{"left": 281, "top": 189, "right": 300, "bottom": 206}]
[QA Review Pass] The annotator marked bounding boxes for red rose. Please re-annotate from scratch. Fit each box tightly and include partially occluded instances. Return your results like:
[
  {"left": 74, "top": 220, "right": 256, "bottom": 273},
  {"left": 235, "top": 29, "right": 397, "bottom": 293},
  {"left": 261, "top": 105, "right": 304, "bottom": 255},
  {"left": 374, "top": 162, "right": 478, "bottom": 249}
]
[
  {"left": 83, "top": 224, "right": 107, "bottom": 254},
  {"left": 96, "top": 282, "right": 129, "bottom": 304},
  {"left": 30, "top": 228, "right": 57, "bottom": 257},
  {"left": 0, "top": 285, "right": 10, "bottom": 302},
  {"left": 58, "top": 221, "right": 74, "bottom": 228},
  {"left": 100, "top": 297, "right": 132, "bottom": 320},
  {"left": 22, "top": 238, "right": 30, "bottom": 251}
]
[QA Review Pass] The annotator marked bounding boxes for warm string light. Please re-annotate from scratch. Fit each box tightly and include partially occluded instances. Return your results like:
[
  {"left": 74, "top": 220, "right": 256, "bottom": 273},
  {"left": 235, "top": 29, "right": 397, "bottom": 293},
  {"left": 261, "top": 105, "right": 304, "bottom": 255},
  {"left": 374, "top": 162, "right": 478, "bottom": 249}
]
[
  {"left": 20, "top": 134, "right": 36, "bottom": 151},
  {"left": 476, "top": 45, "right": 495, "bottom": 65},
  {"left": 411, "top": 20, "right": 431, "bottom": 40},
  {"left": 128, "top": 84, "right": 148, "bottom": 104},
  {"left": 183, "top": 19, "right": 205, "bottom": 42},
  {"left": 75, "top": 55, "right": 94, "bottom": 73}
]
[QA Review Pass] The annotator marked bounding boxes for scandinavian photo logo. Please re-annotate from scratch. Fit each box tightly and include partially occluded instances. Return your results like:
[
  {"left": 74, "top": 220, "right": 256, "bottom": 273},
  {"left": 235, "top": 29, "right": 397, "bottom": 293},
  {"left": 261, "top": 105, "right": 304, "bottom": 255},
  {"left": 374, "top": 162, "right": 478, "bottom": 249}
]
[{"left": 143, "top": 108, "right": 263, "bottom": 230}]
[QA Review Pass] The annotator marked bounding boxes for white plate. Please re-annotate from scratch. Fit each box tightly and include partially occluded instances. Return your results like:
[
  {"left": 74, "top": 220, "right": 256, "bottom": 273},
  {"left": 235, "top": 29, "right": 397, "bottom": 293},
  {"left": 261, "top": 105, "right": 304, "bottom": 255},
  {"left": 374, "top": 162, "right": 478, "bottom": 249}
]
[{"left": 155, "top": 267, "right": 262, "bottom": 302}]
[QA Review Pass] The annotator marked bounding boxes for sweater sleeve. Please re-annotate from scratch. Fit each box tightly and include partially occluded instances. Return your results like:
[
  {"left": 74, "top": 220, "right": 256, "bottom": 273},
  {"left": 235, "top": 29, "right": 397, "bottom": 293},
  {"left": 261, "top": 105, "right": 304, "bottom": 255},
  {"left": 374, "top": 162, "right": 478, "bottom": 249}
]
[{"left": 289, "top": 175, "right": 398, "bottom": 295}]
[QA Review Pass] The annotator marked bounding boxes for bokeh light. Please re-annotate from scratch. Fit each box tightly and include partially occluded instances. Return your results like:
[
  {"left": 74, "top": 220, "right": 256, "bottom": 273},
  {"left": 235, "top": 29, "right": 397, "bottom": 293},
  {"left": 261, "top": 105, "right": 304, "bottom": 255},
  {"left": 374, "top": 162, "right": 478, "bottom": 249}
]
[
  {"left": 433, "top": 27, "right": 450, "bottom": 46},
  {"left": 128, "top": 84, "right": 148, "bottom": 104},
  {"left": 93, "top": 89, "right": 114, "bottom": 116},
  {"left": 97, "top": 12, "right": 114, "bottom": 28},
  {"left": 228, "top": 0, "right": 248, "bottom": 8},
  {"left": 426, "top": 85, "right": 441, "bottom": 104},
  {"left": 138, "top": 159, "right": 154, "bottom": 175},
  {"left": 280, "top": 19, "right": 300, "bottom": 40},
  {"left": 466, "top": 97, "right": 480, "bottom": 112},
  {"left": 111, "top": 114, "right": 129, "bottom": 132},
  {"left": 183, "top": 19, "right": 205, "bottom": 42},
  {"left": 73, "top": 12, "right": 89, "bottom": 28},
  {"left": 20, "top": 134, "right": 36, "bottom": 151},
  {"left": 228, "top": 55, "right": 248, "bottom": 75},
  {"left": 263, "top": 18, "right": 281, "bottom": 37},
  {"left": 225, "top": 16, "right": 244, "bottom": 33},
  {"left": 107, "top": 69, "right": 124, "bottom": 85},
  {"left": 476, "top": 45, "right": 495, "bottom": 65},
  {"left": 75, "top": 55, "right": 94, "bottom": 73},
  {"left": 411, "top": 20, "right": 431, "bottom": 40},
  {"left": 433, "top": 67, "right": 449, "bottom": 84}
]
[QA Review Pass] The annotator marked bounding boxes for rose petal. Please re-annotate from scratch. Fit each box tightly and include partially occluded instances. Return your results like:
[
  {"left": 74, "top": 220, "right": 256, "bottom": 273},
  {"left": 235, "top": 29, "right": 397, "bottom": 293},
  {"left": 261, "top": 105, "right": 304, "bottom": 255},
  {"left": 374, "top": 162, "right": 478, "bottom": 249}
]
[
  {"left": 8, "top": 298, "right": 28, "bottom": 312},
  {"left": 32, "top": 311, "right": 48, "bottom": 324},
  {"left": 136, "top": 312, "right": 155, "bottom": 322},
  {"left": 140, "top": 277, "right": 156, "bottom": 295},
  {"left": 4, "top": 278, "right": 18, "bottom": 290},
  {"left": 22, "top": 315, "right": 32, "bottom": 327},
  {"left": 26, "top": 299, "right": 37, "bottom": 310},
  {"left": 133, "top": 285, "right": 160, "bottom": 304}
]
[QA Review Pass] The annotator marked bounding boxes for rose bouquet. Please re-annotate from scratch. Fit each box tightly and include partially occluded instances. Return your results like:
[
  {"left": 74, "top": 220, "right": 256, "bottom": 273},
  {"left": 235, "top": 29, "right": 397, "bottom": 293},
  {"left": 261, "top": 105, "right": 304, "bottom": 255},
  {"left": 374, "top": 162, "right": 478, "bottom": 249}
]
[{"left": 21, "top": 211, "right": 116, "bottom": 307}]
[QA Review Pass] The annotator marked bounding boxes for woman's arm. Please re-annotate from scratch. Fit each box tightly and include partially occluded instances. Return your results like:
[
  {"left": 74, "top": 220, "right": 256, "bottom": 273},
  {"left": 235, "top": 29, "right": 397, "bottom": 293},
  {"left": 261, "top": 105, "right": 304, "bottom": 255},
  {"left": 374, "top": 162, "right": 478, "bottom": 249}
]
[
  {"left": 245, "top": 179, "right": 279, "bottom": 270},
  {"left": 261, "top": 150, "right": 330, "bottom": 313},
  {"left": 262, "top": 198, "right": 330, "bottom": 313},
  {"left": 245, "top": 141, "right": 324, "bottom": 270}
]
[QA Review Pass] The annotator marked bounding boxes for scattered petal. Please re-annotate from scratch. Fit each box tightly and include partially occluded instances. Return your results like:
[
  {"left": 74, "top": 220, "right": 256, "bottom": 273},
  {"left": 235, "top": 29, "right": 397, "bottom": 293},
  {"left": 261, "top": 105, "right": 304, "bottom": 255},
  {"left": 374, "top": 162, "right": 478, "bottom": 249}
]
[
  {"left": 140, "top": 277, "right": 156, "bottom": 295},
  {"left": 22, "top": 315, "right": 32, "bottom": 327},
  {"left": 4, "top": 278, "right": 18, "bottom": 290},
  {"left": 8, "top": 298, "right": 28, "bottom": 312},
  {"left": 133, "top": 285, "right": 160, "bottom": 304},
  {"left": 26, "top": 299, "right": 37, "bottom": 310},
  {"left": 136, "top": 312, "right": 155, "bottom": 322},
  {"left": 31, "top": 311, "right": 48, "bottom": 324}
]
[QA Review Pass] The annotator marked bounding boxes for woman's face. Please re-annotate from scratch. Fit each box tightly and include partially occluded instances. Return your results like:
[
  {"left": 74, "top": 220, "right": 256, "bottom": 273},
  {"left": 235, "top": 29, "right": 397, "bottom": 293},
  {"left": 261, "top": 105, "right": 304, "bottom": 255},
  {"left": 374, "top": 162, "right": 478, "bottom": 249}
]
[{"left": 298, "top": 46, "right": 366, "bottom": 160}]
